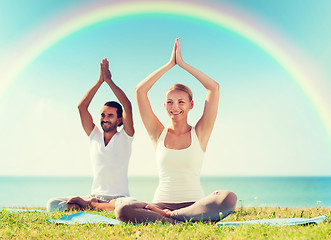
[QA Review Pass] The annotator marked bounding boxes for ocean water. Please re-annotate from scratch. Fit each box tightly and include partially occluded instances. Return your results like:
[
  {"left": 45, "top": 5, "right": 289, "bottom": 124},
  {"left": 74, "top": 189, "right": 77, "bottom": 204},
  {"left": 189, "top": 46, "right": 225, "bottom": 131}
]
[{"left": 0, "top": 176, "right": 330, "bottom": 208}]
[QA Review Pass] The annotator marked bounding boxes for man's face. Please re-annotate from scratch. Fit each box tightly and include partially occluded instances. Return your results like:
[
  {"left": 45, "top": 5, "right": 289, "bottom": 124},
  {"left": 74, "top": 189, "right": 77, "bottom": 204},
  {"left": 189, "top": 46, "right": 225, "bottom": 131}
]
[{"left": 100, "top": 106, "right": 119, "bottom": 132}]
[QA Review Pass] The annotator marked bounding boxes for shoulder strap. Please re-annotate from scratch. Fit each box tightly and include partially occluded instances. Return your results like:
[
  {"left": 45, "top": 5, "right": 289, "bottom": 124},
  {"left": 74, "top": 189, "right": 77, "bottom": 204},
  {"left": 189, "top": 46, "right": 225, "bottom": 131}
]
[
  {"left": 191, "top": 126, "right": 197, "bottom": 142},
  {"left": 157, "top": 127, "right": 168, "bottom": 145},
  {"left": 191, "top": 126, "right": 204, "bottom": 151}
]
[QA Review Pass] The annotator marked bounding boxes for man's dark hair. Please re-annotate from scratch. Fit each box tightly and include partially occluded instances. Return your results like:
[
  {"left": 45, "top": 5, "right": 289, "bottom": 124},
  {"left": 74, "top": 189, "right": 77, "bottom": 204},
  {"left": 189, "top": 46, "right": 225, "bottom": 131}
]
[{"left": 104, "top": 101, "right": 123, "bottom": 126}]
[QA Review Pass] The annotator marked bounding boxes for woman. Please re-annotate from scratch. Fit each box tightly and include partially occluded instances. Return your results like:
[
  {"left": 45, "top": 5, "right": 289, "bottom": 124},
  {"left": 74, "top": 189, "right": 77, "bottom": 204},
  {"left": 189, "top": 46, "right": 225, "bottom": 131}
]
[{"left": 115, "top": 38, "right": 237, "bottom": 224}]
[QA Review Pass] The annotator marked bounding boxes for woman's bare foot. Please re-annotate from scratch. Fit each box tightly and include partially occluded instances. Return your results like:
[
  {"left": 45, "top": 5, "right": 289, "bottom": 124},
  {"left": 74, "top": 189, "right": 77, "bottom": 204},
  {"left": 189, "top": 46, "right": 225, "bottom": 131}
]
[{"left": 145, "top": 204, "right": 172, "bottom": 218}]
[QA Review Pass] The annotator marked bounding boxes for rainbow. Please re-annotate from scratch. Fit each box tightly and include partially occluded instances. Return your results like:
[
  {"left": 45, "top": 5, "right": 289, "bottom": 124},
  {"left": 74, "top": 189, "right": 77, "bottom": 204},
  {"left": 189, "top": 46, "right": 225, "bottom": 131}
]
[{"left": 1, "top": 0, "right": 331, "bottom": 143}]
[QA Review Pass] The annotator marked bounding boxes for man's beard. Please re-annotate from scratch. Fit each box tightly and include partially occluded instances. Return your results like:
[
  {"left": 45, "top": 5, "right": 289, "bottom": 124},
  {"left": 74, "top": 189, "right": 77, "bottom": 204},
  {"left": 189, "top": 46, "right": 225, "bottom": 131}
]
[{"left": 101, "top": 121, "right": 117, "bottom": 132}]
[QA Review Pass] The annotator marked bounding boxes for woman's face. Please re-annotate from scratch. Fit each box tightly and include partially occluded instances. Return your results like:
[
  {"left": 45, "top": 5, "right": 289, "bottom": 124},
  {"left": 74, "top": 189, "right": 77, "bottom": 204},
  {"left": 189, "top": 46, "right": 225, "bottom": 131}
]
[{"left": 165, "top": 90, "right": 193, "bottom": 121}]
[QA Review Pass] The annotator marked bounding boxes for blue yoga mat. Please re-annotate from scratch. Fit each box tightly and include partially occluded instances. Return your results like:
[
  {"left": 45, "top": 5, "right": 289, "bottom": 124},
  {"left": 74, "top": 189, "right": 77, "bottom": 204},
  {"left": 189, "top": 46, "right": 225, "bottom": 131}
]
[
  {"left": 217, "top": 216, "right": 326, "bottom": 226},
  {"left": 0, "top": 208, "right": 46, "bottom": 213},
  {"left": 47, "top": 211, "right": 120, "bottom": 225}
]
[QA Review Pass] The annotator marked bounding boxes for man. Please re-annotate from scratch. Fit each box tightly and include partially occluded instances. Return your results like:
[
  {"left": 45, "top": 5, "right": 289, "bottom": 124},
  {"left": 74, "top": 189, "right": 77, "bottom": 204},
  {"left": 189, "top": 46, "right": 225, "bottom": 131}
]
[{"left": 47, "top": 58, "right": 134, "bottom": 212}]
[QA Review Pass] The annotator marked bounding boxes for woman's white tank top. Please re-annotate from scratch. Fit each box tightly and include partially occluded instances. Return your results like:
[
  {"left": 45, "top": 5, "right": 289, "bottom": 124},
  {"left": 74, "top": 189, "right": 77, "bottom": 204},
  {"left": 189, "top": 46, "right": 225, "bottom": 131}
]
[{"left": 152, "top": 127, "right": 205, "bottom": 203}]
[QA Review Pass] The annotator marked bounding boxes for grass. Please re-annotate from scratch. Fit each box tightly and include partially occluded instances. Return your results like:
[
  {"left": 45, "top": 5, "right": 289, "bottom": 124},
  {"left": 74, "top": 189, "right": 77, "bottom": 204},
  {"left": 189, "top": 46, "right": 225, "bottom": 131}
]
[{"left": 1, "top": 207, "right": 330, "bottom": 239}]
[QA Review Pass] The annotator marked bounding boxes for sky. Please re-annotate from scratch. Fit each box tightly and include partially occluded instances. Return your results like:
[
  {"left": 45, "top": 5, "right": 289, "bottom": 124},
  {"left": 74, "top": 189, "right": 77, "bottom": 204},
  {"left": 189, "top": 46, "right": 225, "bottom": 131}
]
[{"left": 0, "top": 0, "right": 330, "bottom": 177}]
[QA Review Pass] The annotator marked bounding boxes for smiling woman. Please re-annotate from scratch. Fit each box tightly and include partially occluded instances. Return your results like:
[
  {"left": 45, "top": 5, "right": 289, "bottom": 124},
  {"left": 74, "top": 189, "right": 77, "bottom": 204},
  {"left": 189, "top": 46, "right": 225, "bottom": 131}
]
[{"left": 165, "top": 84, "right": 193, "bottom": 124}]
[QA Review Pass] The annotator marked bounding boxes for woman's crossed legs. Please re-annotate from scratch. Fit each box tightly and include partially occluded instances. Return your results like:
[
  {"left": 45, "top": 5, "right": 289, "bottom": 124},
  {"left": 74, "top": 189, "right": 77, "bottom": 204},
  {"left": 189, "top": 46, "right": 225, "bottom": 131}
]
[{"left": 115, "top": 190, "right": 237, "bottom": 224}]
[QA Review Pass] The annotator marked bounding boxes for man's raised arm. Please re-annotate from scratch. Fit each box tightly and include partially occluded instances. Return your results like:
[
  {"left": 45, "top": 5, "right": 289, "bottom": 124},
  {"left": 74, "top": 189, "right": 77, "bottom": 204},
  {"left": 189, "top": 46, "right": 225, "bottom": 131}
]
[
  {"left": 101, "top": 58, "right": 134, "bottom": 137},
  {"left": 78, "top": 62, "right": 104, "bottom": 136}
]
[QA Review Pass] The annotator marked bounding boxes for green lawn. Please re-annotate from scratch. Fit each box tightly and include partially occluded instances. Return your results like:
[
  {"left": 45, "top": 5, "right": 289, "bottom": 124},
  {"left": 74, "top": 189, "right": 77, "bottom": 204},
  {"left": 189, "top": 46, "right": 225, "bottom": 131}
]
[{"left": 1, "top": 207, "right": 330, "bottom": 239}]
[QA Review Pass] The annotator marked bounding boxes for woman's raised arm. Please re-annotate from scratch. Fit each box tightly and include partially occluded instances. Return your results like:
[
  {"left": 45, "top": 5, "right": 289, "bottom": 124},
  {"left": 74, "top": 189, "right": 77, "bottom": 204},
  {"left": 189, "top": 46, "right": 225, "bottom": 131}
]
[
  {"left": 135, "top": 41, "right": 177, "bottom": 147},
  {"left": 176, "top": 38, "right": 220, "bottom": 151}
]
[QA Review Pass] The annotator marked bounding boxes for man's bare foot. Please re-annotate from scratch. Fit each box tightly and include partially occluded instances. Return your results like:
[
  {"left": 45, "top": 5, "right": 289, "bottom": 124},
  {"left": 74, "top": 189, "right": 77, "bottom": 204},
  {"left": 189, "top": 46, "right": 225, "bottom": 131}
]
[
  {"left": 67, "top": 202, "right": 83, "bottom": 211},
  {"left": 90, "top": 197, "right": 98, "bottom": 203},
  {"left": 90, "top": 199, "right": 115, "bottom": 211},
  {"left": 67, "top": 196, "right": 91, "bottom": 209}
]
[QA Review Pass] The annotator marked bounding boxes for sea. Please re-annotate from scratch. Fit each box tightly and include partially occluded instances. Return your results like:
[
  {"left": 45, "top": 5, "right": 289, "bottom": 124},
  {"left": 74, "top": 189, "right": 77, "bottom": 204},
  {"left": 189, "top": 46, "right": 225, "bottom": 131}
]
[{"left": 0, "top": 176, "right": 330, "bottom": 208}]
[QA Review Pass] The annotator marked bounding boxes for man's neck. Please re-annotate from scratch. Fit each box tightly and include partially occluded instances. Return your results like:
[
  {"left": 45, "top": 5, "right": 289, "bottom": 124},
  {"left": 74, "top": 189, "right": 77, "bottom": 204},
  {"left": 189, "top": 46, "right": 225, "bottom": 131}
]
[{"left": 103, "top": 130, "right": 117, "bottom": 146}]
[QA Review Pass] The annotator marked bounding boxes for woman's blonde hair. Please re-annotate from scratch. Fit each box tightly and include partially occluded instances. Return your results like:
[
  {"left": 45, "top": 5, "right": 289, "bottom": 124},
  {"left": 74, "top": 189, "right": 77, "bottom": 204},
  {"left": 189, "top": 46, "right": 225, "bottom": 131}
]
[{"left": 165, "top": 83, "right": 193, "bottom": 101}]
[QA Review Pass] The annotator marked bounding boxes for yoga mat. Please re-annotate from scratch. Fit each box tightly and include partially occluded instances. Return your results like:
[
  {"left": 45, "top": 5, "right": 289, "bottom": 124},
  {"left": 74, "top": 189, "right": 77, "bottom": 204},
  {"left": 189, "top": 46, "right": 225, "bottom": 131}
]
[
  {"left": 47, "top": 211, "right": 120, "bottom": 225},
  {"left": 217, "top": 216, "right": 326, "bottom": 226},
  {"left": 0, "top": 208, "right": 46, "bottom": 213}
]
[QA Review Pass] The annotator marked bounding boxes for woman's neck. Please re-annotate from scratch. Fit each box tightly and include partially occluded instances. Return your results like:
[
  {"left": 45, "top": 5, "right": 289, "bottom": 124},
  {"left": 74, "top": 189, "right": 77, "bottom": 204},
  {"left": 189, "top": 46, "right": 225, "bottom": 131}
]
[{"left": 169, "top": 120, "right": 191, "bottom": 135}]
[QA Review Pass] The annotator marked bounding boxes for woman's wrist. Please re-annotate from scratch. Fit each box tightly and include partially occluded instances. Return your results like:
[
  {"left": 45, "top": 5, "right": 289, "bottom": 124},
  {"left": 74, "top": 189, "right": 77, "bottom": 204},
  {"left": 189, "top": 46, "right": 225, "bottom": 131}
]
[
  {"left": 177, "top": 60, "right": 188, "bottom": 69},
  {"left": 165, "top": 61, "right": 175, "bottom": 69}
]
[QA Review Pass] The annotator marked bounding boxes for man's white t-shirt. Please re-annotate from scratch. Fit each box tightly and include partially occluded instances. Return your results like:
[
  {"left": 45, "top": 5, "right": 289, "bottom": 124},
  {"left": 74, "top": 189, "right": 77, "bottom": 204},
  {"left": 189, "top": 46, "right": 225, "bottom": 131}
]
[{"left": 89, "top": 125, "right": 133, "bottom": 197}]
